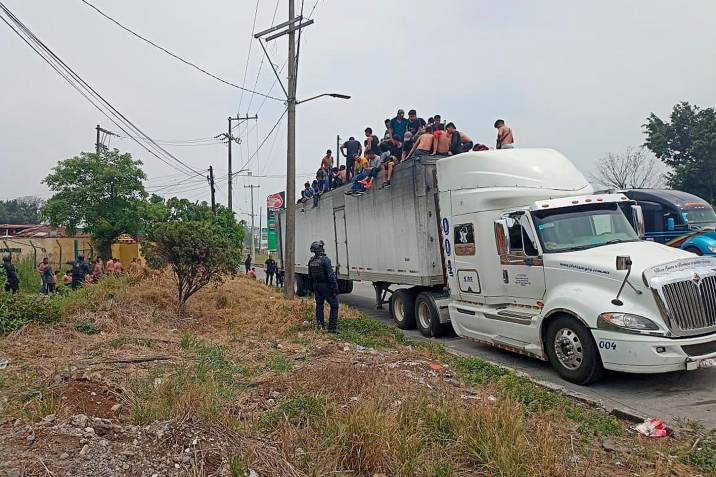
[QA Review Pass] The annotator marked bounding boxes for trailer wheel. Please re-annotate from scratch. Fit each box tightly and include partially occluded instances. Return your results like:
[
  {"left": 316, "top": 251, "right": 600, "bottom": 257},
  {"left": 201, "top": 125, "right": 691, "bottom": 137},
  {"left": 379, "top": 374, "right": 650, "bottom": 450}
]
[
  {"left": 295, "top": 274, "right": 308, "bottom": 297},
  {"left": 389, "top": 289, "right": 416, "bottom": 330},
  {"left": 415, "top": 292, "right": 450, "bottom": 338},
  {"left": 545, "top": 315, "right": 604, "bottom": 385}
]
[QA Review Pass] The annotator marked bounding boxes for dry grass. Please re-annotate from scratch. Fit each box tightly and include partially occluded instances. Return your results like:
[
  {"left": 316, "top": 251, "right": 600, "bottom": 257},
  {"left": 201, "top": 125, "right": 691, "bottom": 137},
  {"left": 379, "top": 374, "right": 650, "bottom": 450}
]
[{"left": 1, "top": 273, "right": 713, "bottom": 476}]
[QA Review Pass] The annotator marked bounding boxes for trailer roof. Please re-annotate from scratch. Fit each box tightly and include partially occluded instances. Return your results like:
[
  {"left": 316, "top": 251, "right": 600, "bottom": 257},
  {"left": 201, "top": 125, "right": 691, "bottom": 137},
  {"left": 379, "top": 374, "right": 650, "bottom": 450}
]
[{"left": 435, "top": 148, "right": 590, "bottom": 193}]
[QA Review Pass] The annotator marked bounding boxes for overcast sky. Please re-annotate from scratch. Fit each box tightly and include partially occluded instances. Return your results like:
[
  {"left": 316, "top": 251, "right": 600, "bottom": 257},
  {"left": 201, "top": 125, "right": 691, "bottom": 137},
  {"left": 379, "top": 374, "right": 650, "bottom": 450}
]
[{"left": 1, "top": 0, "right": 715, "bottom": 225}]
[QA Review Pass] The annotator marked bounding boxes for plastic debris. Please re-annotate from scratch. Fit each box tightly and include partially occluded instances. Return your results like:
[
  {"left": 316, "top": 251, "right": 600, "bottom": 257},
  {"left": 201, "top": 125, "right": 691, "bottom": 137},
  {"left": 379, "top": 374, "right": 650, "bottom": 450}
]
[
  {"left": 0, "top": 357, "right": 9, "bottom": 369},
  {"left": 427, "top": 363, "right": 443, "bottom": 371},
  {"left": 634, "top": 418, "right": 672, "bottom": 437}
]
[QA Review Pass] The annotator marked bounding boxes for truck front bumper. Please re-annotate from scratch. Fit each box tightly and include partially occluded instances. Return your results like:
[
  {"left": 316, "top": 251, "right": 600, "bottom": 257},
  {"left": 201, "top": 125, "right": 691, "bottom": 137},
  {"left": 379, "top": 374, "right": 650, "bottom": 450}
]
[{"left": 592, "top": 329, "right": 716, "bottom": 374}]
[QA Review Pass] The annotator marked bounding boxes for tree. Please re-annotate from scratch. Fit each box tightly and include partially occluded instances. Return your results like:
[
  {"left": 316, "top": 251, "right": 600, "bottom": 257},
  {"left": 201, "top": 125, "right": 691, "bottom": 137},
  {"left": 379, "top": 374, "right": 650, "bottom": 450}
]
[
  {"left": 143, "top": 221, "right": 241, "bottom": 314},
  {"left": 590, "top": 147, "right": 667, "bottom": 190},
  {"left": 643, "top": 102, "right": 716, "bottom": 203},
  {"left": 42, "top": 150, "right": 146, "bottom": 257},
  {"left": 0, "top": 197, "right": 45, "bottom": 224},
  {"left": 138, "top": 195, "right": 245, "bottom": 248}
]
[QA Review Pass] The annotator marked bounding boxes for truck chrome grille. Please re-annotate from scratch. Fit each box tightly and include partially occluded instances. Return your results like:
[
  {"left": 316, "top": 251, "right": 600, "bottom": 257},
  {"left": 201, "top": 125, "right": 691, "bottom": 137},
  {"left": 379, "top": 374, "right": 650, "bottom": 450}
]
[{"left": 660, "top": 276, "right": 716, "bottom": 333}]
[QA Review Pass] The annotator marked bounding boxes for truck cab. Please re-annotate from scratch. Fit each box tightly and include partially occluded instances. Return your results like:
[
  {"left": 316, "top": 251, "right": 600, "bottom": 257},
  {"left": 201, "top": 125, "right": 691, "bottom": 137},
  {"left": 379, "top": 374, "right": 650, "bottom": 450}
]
[
  {"left": 437, "top": 150, "right": 716, "bottom": 384},
  {"left": 619, "top": 189, "right": 716, "bottom": 256}
]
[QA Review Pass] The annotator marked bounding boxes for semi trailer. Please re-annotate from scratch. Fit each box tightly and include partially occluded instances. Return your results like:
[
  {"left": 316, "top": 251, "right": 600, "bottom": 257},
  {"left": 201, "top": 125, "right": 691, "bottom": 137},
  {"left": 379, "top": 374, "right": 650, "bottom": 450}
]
[{"left": 278, "top": 148, "right": 716, "bottom": 384}]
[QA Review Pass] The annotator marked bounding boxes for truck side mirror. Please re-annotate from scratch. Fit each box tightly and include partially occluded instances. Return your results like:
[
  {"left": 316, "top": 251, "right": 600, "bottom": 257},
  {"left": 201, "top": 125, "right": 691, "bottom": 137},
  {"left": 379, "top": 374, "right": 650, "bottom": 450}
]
[
  {"left": 667, "top": 217, "right": 675, "bottom": 231},
  {"left": 494, "top": 219, "right": 509, "bottom": 255},
  {"left": 630, "top": 205, "right": 645, "bottom": 238}
]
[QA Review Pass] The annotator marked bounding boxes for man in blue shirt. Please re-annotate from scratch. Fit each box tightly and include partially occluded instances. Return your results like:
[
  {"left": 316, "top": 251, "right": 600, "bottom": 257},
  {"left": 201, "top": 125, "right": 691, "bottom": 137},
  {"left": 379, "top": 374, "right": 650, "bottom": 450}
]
[{"left": 389, "top": 109, "right": 409, "bottom": 141}]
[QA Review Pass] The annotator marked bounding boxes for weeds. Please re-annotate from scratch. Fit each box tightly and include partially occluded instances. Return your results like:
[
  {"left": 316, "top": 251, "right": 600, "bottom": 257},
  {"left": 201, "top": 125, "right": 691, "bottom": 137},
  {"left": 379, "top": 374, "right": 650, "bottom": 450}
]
[
  {"left": 267, "top": 352, "right": 293, "bottom": 372},
  {"left": 74, "top": 320, "right": 101, "bottom": 335},
  {"left": 128, "top": 340, "right": 246, "bottom": 426},
  {"left": 336, "top": 314, "right": 409, "bottom": 349}
]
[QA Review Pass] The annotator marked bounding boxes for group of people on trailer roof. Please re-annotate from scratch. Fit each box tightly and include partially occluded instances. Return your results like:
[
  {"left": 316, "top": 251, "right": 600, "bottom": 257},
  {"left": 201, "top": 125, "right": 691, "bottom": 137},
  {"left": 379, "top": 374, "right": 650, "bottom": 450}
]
[{"left": 299, "top": 111, "right": 515, "bottom": 204}]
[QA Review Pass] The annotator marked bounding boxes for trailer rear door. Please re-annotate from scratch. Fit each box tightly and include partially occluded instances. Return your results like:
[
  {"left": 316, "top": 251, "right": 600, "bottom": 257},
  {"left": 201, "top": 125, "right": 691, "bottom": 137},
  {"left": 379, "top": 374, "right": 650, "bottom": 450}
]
[{"left": 333, "top": 208, "right": 349, "bottom": 276}]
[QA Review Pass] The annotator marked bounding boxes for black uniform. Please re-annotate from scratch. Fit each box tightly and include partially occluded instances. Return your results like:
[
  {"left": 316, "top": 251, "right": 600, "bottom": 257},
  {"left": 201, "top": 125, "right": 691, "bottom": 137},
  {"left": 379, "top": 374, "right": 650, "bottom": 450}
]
[
  {"left": 244, "top": 255, "right": 252, "bottom": 274},
  {"left": 308, "top": 253, "right": 339, "bottom": 331},
  {"left": 69, "top": 257, "right": 90, "bottom": 289},
  {"left": 265, "top": 258, "right": 277, "bottom": 286},
  {"left": 2, "top": 259, "right": 19, "bottom": 294}
]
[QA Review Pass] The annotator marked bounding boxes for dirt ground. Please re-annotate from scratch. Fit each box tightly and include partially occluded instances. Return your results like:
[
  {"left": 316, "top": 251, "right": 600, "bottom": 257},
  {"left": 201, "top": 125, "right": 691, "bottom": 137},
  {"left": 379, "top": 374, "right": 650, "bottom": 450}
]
[{"left": 0, "top": 275, "right": 713, "bottom": 476}]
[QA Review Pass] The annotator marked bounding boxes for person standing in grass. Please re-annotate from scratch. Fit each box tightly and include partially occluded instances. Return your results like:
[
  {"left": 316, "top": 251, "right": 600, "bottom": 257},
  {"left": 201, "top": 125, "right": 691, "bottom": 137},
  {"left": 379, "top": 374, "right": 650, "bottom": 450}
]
[
  {"left": 37, "top": 257, "right": 56, "bottom": 294},
  {"left": 244, "top": 254, "right": 252, "bottom": 274},
  {"left": 308, "top": 240, "right": 339, "bottom": 333},
  {"left": 265, "top": 254, "right": 277, "bottom": 286},
  {"left": 2, "top": 256, "right": 19, "bottom": 294}
]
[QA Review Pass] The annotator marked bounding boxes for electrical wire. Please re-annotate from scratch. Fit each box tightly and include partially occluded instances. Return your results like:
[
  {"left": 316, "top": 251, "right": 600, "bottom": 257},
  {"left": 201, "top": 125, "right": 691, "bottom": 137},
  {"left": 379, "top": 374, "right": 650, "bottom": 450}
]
[
  {"left": 236, "top": 107, "right": 288, "bottom": 176},
  {"left": 0, "top": 2, "right": 206, "bottom": 178},
  {"left": 78, "top": 0, "right": 282, "bottom": 102},
  {"left": 235, "top": 0, "right": 262, "bottom": 119}
]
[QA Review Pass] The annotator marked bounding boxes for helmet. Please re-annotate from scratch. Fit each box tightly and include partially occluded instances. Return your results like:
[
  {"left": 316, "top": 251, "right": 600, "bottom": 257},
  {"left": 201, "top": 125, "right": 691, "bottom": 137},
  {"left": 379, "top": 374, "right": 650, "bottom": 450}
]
[{"left": 310, "top": 240, "right": 325, "bottom": 254}]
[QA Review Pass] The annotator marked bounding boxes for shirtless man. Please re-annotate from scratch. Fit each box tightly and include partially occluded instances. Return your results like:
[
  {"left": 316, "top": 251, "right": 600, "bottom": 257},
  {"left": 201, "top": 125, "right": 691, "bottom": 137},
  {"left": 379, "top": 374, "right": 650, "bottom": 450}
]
[
  {"left": 407, "top": 125, "right": 435, "bottom": 159},
  {"left": 494, "top": 119, "right": 514, "bottom": 149},
  {"left": 432, "top": 123, "right": 451, "bottom": 156},
  {"left": 113, "top": 258, "right": 123, "bottom": 274},
  {"left": 446, "top": 122, "right": 474, "bottom": 154}
]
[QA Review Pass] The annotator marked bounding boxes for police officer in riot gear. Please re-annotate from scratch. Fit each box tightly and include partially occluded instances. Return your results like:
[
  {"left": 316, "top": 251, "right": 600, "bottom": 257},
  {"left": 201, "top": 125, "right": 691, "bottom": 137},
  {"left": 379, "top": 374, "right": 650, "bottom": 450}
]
[{"left": 308, "top": 240, "right": 339, "bottom": 332}]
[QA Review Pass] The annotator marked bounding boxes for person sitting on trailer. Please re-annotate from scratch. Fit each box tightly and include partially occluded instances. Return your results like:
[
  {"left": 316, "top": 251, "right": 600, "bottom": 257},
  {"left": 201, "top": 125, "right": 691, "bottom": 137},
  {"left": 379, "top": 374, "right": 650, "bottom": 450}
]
[
  {"left": 300, "top": 182, "right": 314, "bottom": 203},
  {"left": 381, "top": 155, "right": 398, "bottom": 189},
  {"left": 432, "top": 123, "right": 451, "bottom": 157},
  {"left": 346, "top": 151, "right": 381, "bottom": 196},
  {"left": 494, "top": 119, "right": 515, "bottom": 149},
  {"left": 331, "top": 167, "right": 345, "bottom": 188},
  {"left": 406, "top": 125, "right": 435, "bottom": 159},
  {"left": 446, "top": 122, "right": 474, "bottom": 154},
  {"left": 401, "top": 131, "right": 414, "bottom": 162}
]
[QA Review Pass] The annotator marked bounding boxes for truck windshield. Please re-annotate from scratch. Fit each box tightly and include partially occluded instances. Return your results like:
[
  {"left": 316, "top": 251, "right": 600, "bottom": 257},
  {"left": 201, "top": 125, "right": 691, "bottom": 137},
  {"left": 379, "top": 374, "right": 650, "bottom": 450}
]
[
  {"left": 682, "top": 204, "right": 716, "bottom": 225},
  {"left": 531, "top": 203, "right": 639, "bottom": 253}
]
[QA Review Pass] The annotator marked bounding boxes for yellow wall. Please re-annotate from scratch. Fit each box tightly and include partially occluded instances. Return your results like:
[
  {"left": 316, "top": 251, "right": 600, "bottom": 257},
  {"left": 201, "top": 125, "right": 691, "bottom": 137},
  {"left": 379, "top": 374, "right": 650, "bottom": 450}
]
[
  {"left": 1, "top": 236, "right": 93, "bottom": 268},
  {"left": 110, "top": 242, "right": 141, "bottom": 268}
]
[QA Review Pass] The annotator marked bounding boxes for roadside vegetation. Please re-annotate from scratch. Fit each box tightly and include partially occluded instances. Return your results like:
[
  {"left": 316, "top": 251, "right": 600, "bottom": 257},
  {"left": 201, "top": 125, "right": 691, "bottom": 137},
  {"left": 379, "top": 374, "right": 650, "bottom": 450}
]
[{"left": 0, "top": 275, "right": 712, "bottom": 476}]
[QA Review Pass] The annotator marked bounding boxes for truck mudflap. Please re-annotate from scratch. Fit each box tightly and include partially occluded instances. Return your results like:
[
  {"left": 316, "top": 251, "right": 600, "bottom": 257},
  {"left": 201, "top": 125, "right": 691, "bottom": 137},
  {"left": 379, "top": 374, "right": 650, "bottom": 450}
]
[{"left": 592, "top": 329, "right": 716, "bottom": 373}]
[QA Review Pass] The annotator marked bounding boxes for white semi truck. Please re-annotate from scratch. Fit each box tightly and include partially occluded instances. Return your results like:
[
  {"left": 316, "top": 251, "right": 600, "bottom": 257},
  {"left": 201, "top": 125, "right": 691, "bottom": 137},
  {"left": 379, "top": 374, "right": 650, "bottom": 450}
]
[{"left": 278, "top": 149, "right": 716, "bottom": 384}]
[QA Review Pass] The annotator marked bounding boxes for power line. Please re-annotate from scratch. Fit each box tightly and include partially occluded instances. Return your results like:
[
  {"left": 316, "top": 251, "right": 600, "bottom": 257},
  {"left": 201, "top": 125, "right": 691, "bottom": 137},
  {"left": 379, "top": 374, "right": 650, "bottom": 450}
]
[
  {"left": 0, "top": 2, "right": 206, "bottom": 178},
  {"left": 78, "top": 0, "right": 283, "bottom": 102},
  {"left": 236, "top": 107, "right": 288, "bottom": 174},
  {"left": 236, "top": 0, "right": 262, "bottom": 118}
]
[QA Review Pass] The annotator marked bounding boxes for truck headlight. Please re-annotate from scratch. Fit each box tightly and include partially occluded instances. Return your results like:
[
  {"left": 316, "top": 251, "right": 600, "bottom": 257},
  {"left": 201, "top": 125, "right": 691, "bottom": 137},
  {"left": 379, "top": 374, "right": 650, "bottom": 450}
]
[
  {"left": 708, "top": 245, "right": 716, "bottom": 253},
  {"left": 598, "top": 312, "right": 661, "bottom": 334}
]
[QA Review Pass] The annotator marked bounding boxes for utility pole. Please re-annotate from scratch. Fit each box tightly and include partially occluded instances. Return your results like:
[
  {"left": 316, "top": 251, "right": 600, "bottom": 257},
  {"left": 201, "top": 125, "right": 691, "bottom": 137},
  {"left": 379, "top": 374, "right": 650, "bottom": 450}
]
[
  {"left": 336, "top": 134, "right": 341, "bottom": 168},
  {"left": 208, "top": 166, "right": 216, "bottom": 214},
  {"left": 221, "top": 114, "right": 258, "bottom": 212},
  {"left": 285, "top": 0, "right": 298, "bottom": 299},
  {"left": 254, "top": 3, "right": 350, "bottom": 298},
  {"left": 95, "top": 124, "right": 118, "bottom": 154},
  {"left": 244, "top": 176, "right": 261, "bottom": 258}
]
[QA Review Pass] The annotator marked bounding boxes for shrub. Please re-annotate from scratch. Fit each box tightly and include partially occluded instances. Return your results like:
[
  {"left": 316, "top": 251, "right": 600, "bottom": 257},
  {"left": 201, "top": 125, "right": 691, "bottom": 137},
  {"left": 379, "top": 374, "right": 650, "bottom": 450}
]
[{"left": 0, "top": 293, "right": 59, "bottom": 333}]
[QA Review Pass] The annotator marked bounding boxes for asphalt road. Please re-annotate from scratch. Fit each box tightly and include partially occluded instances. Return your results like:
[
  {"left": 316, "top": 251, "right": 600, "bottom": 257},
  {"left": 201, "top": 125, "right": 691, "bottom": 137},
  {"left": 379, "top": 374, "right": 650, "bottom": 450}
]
[{"left": 339, "top": 281, "right": 716, "bottom": 428}]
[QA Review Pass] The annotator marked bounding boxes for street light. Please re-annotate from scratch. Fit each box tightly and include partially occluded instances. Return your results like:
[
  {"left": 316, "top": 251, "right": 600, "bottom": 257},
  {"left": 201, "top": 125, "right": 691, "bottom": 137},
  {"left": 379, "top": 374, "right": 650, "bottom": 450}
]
[{"left": 296, "top": 93, "right": 351, "bottom": 105}]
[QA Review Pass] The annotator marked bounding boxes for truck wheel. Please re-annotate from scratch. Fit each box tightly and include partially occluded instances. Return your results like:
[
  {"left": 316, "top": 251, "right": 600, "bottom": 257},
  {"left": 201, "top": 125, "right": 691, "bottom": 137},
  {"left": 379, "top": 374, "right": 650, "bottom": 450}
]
[
  {"left": 545, "top": 316, "right": 604, "bottom": 385},
  {"left": 295, "top": 274, "right": 308, "bottom": 297},
  {"left": 415, "top": 292, "right": 449, "bottom": 338},
  {"left": 685, "top": 246, "right": 703, "bottom": 256},
  {"left": 389, "top": 289, "right": 416, "bottom": 330}
]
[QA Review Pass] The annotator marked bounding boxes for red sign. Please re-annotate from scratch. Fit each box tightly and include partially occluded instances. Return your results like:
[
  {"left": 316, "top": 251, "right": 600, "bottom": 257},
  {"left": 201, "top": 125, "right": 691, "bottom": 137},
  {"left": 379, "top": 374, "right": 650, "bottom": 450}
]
[{"left": 266, "top": 193, "right": 284, "bottom": 209}]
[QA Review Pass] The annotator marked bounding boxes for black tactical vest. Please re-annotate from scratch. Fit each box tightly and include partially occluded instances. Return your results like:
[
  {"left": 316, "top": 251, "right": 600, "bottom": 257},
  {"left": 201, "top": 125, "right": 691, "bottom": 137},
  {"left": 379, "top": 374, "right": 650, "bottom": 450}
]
[{"left": 308, "top": 256, "right": 328, "bottom": 282}]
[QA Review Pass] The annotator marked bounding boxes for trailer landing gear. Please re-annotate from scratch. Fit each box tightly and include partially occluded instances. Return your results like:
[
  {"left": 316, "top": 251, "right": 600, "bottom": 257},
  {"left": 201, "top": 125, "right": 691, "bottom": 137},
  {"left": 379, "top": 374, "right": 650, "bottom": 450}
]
[{"left": 372, "top": 281, "right": 391, "bottom": 310}]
